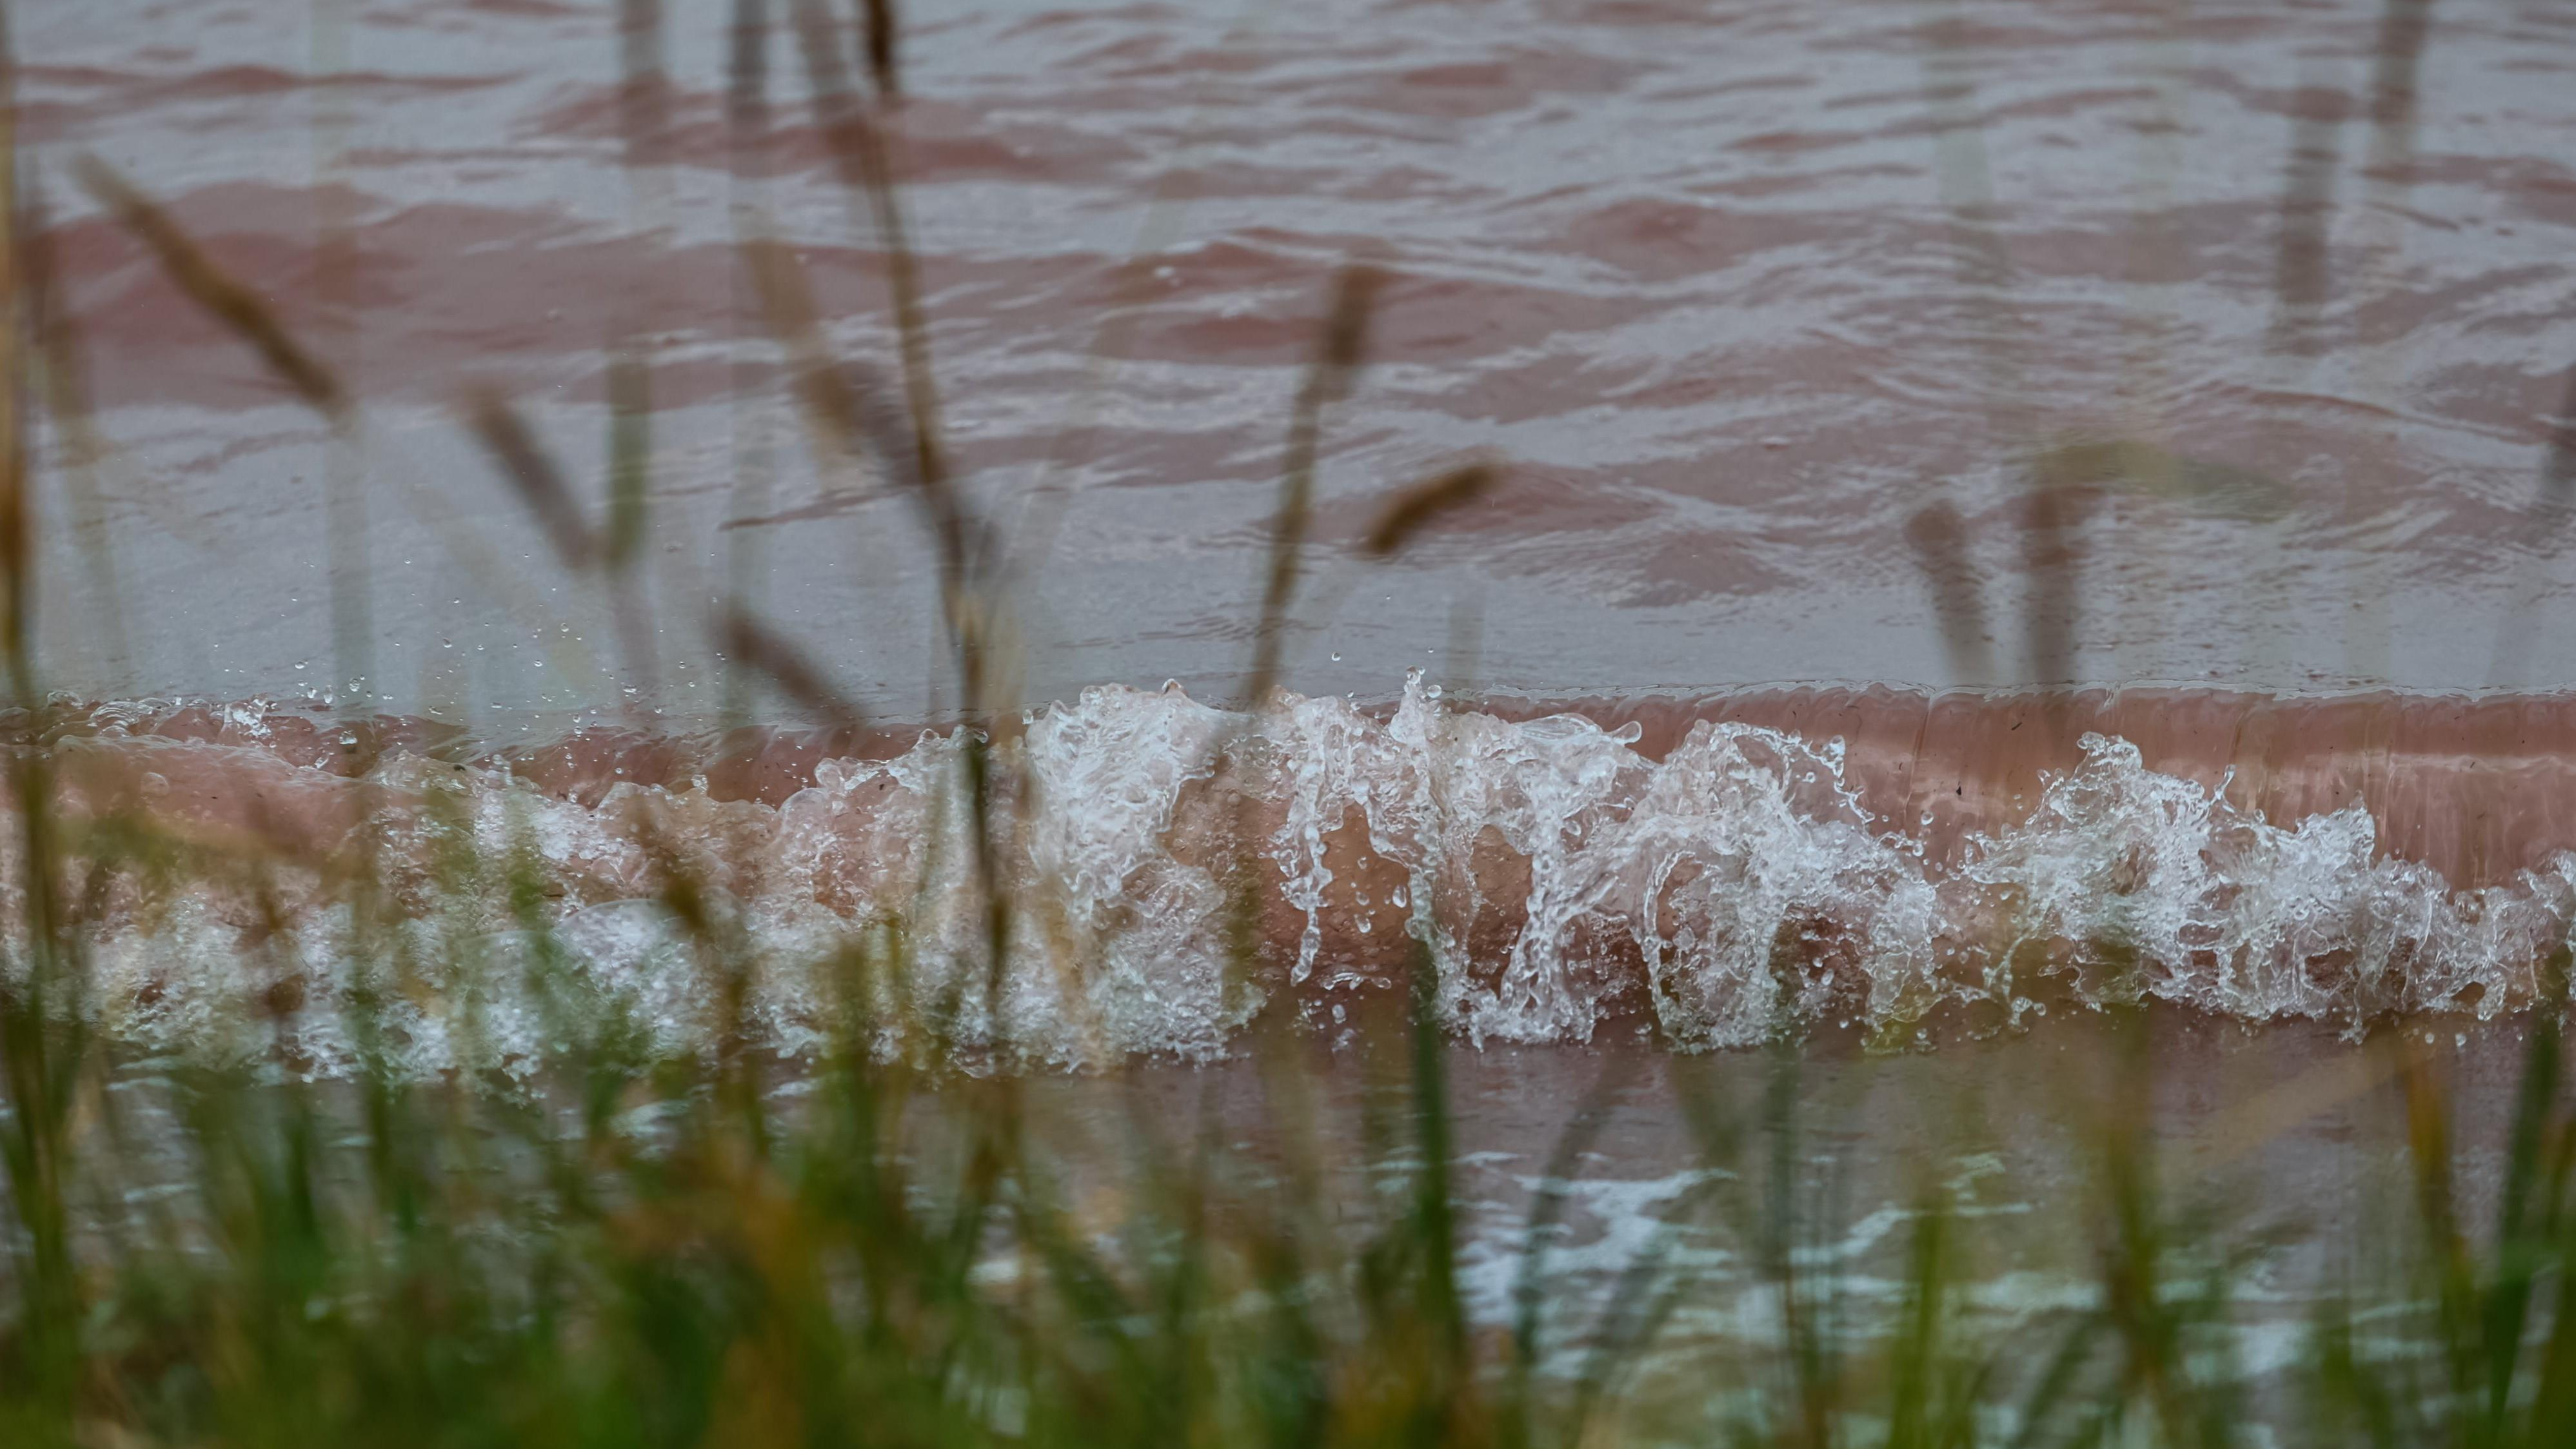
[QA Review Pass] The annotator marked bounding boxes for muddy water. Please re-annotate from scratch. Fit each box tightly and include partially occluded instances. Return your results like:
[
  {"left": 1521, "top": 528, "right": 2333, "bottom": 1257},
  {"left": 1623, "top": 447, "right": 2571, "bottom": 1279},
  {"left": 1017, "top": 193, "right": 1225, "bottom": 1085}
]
[
  {"left": 73, "top": 1009, "right": 2534, "bottom": 1405},
  {"left": 32, "top": 681, "right": 2576, "bottom": 1069},
  {"left": 21, "top": 4, "right": 2576, "bottom": 1355},
  {"left": 22, "top": 9, "right": 2576, "bottom": 1410},
  {"left": 1027, "top": 1010, "right": 2525, "bottom": 1395},
  {"left": 19, "top": 0, "right": 2576, "bottom": 725}
]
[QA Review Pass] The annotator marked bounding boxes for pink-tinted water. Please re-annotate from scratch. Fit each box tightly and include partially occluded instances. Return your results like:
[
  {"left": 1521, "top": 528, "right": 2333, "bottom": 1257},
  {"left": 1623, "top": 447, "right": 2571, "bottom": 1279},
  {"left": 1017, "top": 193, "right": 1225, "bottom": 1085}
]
[
  {"left": 32, "top": 12, "right": 2576, "bottom": 1390},
  {"left": 26, "top": 0, "right": 2576, "bottom": 1089},
  {"left": 21, "top": 0, "right": 2576, "bottom": 724}
]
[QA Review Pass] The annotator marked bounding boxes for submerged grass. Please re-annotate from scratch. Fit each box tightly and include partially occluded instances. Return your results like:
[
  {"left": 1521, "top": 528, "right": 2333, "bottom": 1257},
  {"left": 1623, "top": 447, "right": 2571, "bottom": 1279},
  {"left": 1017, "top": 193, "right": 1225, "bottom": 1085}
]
[{"left": 5, "top": 3, "right": 2576, "bottom": 1446}]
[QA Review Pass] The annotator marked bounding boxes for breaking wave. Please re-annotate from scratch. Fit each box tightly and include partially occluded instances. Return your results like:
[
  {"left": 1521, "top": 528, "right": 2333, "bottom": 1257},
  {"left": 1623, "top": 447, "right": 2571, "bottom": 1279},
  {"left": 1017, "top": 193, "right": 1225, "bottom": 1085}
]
[{"left": 17, "top": 676, "right": 2576, "bottom": 1074}]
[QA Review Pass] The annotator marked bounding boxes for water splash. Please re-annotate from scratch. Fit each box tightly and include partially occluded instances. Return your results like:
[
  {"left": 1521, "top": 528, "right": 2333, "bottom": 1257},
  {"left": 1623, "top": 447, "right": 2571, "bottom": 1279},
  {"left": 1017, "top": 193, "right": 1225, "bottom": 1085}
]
[{"left": 25, "top": 677, "right": 2576, "bottom": 1074}]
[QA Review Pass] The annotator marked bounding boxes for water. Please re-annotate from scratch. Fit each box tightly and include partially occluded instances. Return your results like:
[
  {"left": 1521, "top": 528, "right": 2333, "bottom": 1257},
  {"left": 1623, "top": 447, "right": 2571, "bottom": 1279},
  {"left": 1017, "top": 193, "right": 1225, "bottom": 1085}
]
[
  {"left": 75, "top": 1006, "right": 2482, "bottom": 1411},
  {"left": 26, "top": 6, "right": 2576, "bottom": 1426},
  {"left": 15, "top": 0, "right": 2576, "bottom": 1054},
  {"left": 21, "top": 0, "right": 2576, "bottom": 720},
  {"left": 19, "top": 676, "right": 2576, "bottom": 1072}
]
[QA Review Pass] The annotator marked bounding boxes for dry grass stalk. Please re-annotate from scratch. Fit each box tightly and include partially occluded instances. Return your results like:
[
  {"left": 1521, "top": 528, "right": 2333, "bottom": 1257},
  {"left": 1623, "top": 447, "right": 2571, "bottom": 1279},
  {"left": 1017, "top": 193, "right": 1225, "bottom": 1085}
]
[
  {"left": 2546, "top": 362, "right": 2576, "bottom": 497},
  {"left": 19, "top": 176, "right": 134, "bottom": 669},
  {"left": 1364, "top": 459, "right": 1497, "bottom": 558},
  {"left": 2266, "top": 81, "right": 2342, "bottom": 359},
  {"left": 779, "top": 0, "right": 1011, "bottom": 1038},
  {"left": 72, "top": 155, "right": 346, "bottom": 419},
  {"left": 722, "top": 0, "right": 779, "bottom": 728},
  {"left": 1903, "top": 500, "right": 1994, "bottom": 687},
  {"left": 730, "top": 0, "right": 773, "bottom": 139},
  {"left": 789, "top": 0, "right": 880, "bottom": 197},
  {"left": 1316, "top": 263, "right": 1387, "bottom": 380},
  {"left": 604, "top": 353, "right": 663, "bottom": 707},
  {"left": 0, "top": 138, "right": 23, "bottom": 686},
  {"left": 1218, "top": 262, "right": 1393, "bottom": 1041},
  {"left": 2366, "top": 0, "right": 2438, "bottom": 141},
  {"left": 713, "top": 603, "right": 866, "bottom": 725},
  {"left": 1245, "top": 262, "right": 1387, "bottom": 710},
  {"left": 0, "top": 17, "right": 87, "bottom": 1410},
  {"left": 785, "top": 0, "right": 965, "bottom": 598},
  {"left": 606, "top": 355, "right": 653, "bottom": 572},
  {"left": 618, "top": 0, "right": 669, "bottom": 172},
  {"left": 738, "top": 235, "right": 1000, "bottom": 740},
  {"left": 2019, "top": 482, "right": 2088, "bottom": 691},
  {"left": 740, "top": 237, "right": 919, "bottom": 493},
  {"left": 459, "top": 386, "right": 598, "bottom": 568},
  {"left": 63, "top": 154, "right": 600, "bottom": 693},
  {"left": 2483, "top": 362, "right": 2576, "bottom": 685},
  {"left": 858, "top": 0, "right": 898, "bottom": 97}
]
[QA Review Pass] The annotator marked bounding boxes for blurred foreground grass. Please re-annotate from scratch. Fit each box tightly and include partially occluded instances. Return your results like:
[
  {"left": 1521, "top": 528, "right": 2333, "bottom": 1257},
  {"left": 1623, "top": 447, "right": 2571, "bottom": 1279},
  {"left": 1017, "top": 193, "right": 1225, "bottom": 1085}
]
[
  {"left": 9, "top": 928, "right": 2576, "bottom": 1448},
  {"left": 9, "top": 3, "right": 2576, "bottom": 1443}
]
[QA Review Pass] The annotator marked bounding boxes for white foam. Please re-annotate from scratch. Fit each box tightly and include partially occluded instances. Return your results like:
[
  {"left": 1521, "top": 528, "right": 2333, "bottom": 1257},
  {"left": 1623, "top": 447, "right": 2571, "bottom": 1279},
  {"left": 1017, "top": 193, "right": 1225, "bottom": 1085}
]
[{"left": 33, "top": 677, "right": 2576, "bottom": 1074}]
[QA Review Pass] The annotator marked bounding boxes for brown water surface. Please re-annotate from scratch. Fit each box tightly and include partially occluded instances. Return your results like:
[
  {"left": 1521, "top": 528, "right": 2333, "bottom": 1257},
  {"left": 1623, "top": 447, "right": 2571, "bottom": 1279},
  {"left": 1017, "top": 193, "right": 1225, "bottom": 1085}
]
[{"left": 21, "top": 0, "right": 2576, "bottom": 723}]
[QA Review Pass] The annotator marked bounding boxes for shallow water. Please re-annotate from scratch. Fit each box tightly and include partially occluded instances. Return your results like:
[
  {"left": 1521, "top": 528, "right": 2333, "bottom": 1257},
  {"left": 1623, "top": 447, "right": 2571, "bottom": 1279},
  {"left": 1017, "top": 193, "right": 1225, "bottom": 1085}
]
[
  {"left": 1046, "top": 1009, "right": 2524, "bottom": 1374},
  {"left": 74, "top": 1008, "right": 2531, "bottom": 1401}
]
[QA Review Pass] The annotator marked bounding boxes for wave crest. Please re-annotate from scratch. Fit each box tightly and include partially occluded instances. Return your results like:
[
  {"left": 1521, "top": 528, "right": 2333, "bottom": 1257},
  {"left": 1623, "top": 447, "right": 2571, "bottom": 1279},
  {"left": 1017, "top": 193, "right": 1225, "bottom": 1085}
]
[{"left": 21, "top": 677, "right": 2576, "bottom": 1072}]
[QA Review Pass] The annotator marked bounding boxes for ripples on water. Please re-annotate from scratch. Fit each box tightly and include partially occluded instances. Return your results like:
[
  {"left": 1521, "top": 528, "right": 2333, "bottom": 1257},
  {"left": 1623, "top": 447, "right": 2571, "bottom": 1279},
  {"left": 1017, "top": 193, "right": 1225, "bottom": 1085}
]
[{"left": 19, "top": 0, "right": 2576, "bottom": 715}]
